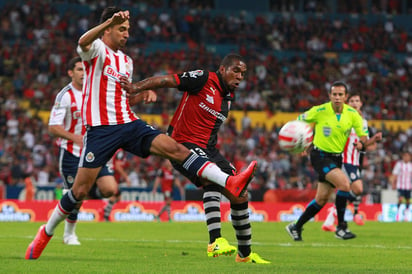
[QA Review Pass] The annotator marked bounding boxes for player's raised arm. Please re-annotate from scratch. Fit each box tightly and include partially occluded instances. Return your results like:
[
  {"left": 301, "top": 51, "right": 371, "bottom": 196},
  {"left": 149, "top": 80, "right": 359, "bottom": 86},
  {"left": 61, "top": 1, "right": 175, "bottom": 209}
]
[{"left": 78, "top": 10, "right": 130, "bottom": 52}]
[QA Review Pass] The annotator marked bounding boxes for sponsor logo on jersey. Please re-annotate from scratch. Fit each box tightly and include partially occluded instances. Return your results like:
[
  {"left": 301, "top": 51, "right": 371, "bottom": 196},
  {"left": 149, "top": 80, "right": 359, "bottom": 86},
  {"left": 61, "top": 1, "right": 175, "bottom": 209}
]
[
  {"left": 198, "top": 102, "right": 226, "bottom": 122},
  {"left": 209, "top": 86, "right": 216, "bottom": 95},
  {"left": 104, "top": 65, "right": 128, "bottom": 80},
  {"left": 206, "top": 94, "right": 214, "bottom": 104}
]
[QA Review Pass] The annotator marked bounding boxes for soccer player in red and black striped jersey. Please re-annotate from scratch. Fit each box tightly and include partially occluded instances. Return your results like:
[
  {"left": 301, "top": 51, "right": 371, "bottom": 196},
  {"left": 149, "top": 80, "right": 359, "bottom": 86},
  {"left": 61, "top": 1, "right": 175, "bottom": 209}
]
[{"left": 121, "top": 54, "right": 270, "bottom": 264}]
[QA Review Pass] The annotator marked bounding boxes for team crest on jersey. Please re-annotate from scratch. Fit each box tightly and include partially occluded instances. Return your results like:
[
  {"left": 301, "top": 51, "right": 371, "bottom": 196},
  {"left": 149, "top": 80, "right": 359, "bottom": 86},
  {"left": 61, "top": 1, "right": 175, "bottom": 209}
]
[
  {"left": 85, "top": 152, "right": 95, "bottom": 162},
  {"left": 206, "top": 94, "right": 214, "bottom": 104},
  {"left": 72, "top": 110, "right": 81, "bottom": 119},
  {"left": 67, "top": 175, "right": 74, "bottom": 184},
  {"left": 323, "top": 126, "right": 331, "bottom": 137}
]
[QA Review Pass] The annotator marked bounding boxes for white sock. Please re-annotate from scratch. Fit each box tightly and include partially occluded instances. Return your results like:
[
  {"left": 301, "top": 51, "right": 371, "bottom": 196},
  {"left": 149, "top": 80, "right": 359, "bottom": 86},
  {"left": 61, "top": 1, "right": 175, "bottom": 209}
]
[
  {"left": 198, "top": 162, "right": 229, "bottom": 187},
  {"left": 45, "top": 204, "right": 70, "bottom": 235},
  {"left": 323, "top": 207, "right": 335, "bottom": 226},
  {"left": 64, "top": 220, "right": 77, "bottom": 236}
]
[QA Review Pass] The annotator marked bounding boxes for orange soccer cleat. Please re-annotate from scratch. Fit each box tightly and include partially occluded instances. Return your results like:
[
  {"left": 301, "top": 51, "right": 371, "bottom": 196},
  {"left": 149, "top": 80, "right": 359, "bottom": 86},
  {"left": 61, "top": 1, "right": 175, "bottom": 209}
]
[
  {"left": 25, "top": 225, "right": 53, "bottom": 260},
  {"left": 322, "top": 224, "right": 336, "bottom": 232},
  {"left": 225, "top": 161, "right": 257, "bottom": 197},
  {"left": 353, "top": 214, "right": 365, "bottom": 226}
]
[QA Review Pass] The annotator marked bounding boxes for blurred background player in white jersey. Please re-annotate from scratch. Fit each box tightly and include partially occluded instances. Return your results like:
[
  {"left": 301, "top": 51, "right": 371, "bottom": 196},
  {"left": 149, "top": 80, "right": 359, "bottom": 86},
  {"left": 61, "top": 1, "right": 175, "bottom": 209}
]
[
  {"left": 48, "top": 56, "right": 119, "bottom": 244},
  {"left": 390, "top": 152, "right": 412, "bottom": 221},
  {"left": 322, "top": 93, "right": 382, "bottom": 231}
]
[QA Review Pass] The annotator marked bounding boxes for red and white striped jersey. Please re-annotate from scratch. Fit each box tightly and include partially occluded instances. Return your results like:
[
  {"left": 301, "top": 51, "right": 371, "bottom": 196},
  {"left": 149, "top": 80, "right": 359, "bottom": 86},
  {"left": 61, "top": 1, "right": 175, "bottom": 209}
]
[
  {"left": 342, "top": 118, "right": 368, "bottom": 165},
  {"left": 77, "top": 39, "right": 138, "bottom": 126},
  {"left": 49, "top": 83, "right": 84, "bottom": 157},
  {"left": 393, "top": 160, "right": 412, "bottom": 190}
]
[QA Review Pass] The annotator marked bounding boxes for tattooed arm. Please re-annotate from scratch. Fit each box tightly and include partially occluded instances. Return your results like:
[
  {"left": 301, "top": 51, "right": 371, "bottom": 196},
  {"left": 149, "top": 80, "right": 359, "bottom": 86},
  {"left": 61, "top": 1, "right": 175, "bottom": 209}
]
[{"left": 120, "top": 75, "right": 178, "bottom": 97}]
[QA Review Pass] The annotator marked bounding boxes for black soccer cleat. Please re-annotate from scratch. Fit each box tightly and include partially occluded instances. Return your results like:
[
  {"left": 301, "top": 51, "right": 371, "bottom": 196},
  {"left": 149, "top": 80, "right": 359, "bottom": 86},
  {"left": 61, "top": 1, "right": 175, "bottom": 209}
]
[
  {"left": 285, "top": 223, "right": 303, "bottom": 241},
  {"left": 335, "top": 221, "right": 356, "bottom": 240}
]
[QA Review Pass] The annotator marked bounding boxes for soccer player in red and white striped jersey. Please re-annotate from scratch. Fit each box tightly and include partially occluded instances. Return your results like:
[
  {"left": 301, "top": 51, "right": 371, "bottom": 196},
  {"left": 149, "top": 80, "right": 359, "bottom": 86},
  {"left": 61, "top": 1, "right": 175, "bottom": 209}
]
[
  {"left": 48, "top": 57, "right": 119, "bottom": 245},
  {"left": 391, "top": 152, "right": 412, "bottom": 221},
  {"left": 26, "top": 7, "right": 256, "bottom": 260}
]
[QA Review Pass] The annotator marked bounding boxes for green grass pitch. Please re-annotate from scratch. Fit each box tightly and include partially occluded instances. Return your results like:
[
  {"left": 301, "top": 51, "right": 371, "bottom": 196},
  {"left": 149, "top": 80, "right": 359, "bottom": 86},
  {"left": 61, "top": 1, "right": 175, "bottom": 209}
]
[{"left": 1, "top": 221, "right": 411, "bottom": 273}]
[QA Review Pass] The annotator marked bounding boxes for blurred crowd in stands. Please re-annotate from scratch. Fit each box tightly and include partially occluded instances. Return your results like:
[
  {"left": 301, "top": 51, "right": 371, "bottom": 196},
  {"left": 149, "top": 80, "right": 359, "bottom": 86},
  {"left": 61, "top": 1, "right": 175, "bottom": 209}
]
[{"left": 0, "top": 0, "right": 411, "bottom": 202}]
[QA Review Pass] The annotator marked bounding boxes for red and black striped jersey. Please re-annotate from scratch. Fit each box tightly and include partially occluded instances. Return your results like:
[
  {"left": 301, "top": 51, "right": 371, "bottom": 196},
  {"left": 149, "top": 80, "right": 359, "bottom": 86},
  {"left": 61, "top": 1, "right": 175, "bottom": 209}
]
[{"left": 167, "top": 70, "right": 234, "bottom": 149}]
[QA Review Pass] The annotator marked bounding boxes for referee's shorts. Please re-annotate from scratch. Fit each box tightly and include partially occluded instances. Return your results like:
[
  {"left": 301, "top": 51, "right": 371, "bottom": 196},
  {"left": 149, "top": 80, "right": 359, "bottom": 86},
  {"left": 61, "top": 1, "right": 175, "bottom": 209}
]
[{"left": 310, "top": 146, "right": 342, "bottom": 183}]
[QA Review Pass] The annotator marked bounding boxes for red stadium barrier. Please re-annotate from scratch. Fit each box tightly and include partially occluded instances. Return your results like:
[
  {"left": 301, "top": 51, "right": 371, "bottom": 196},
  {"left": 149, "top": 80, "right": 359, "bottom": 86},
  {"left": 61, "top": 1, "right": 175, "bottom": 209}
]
[{"left": 0, "top": 200, "right": 384, "bottom": 222}]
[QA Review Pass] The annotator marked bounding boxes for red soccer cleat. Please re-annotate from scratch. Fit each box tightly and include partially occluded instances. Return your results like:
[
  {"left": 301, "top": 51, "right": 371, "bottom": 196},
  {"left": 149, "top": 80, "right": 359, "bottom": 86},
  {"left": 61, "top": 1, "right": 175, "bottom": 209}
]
[
  {"left": 225, "top": 161, "right": 257, "bottom": 197},
  {"left": 322, "top": 224, "right": 336, "bottom": 232},
  {"left": 25, "top": 225, "right": 53, "bottom": 260},
  {"left": 353, "top": 214, "right": 365, "bottom": 226}
]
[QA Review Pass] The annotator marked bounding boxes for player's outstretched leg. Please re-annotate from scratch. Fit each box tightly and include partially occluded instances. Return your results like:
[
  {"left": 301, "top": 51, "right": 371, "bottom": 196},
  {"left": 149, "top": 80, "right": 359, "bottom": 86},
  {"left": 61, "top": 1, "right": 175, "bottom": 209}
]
[
  {"left": 25, "top": 225, "right": 53, "bottom": 260},
  {"left": 226, "top": 161, "right": 257, "bottom": 197}
]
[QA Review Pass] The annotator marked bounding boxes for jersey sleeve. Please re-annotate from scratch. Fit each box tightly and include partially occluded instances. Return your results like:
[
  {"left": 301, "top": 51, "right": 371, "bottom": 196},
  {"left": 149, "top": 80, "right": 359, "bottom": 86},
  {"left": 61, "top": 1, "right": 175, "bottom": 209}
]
[
  {"left": 392, "top": 162, "right": 401, "bottom": 175},
  {"left": 175, "top": 70, "right": 209, "bottom": 94},
  {"left": 48, "top": 92, "right": 70, "bottom": 126},
  {"left": 77, "top": 39, "right": 105, "bottom": 62},
  {"left": 353, "top": 112, "right": 368, "bottom": 137},
  {"left": 297, "top": 106, "right": 318, "bottom": 123}
]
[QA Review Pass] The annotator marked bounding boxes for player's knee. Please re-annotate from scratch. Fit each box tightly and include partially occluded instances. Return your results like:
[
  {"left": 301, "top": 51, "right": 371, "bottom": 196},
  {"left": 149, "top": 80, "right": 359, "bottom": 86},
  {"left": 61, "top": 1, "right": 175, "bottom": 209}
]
[
  {"left": 155, "top": 137, "right": 188, "bottom": 161},
  {"left": 352, "top": 187, "right": 363, "bottom": 196},
  {"left": 315, "top": 197, "right": 328, "bottom": 206},
  {"left": 72, "top": 186, "right": 89, "bottom": 200},
  {"left": 99, "top": 185, "right": 118, "bottom": 198}
]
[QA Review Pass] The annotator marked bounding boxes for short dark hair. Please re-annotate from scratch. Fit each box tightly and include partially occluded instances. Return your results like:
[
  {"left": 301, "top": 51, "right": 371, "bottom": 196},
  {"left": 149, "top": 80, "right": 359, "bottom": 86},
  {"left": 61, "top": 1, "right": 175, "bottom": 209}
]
[
  {"left": 100, "top": 6, "right": 121, "bottom": 24},
  {"left": 348, "top": 92, "right": 362, "bottom": 101},
  {"left": 330, "top": 81, "right": 348, "bottom": 94},
  {"left": 68, "top": 56, "right": 82, "bottom": 71},
  {"left": 220, "top": 54, "right": 245, "bottom": 68}
]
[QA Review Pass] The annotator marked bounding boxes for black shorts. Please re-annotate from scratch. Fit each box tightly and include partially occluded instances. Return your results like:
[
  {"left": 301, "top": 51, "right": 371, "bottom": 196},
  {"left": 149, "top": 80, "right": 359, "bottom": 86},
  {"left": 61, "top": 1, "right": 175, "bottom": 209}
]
[
  {"left": 398, "top": 189, "right": 411, "bottom": 200},
  {"left": 310, "top": 147, "right": 342, "bottom": 183},
  {"left": 342, "top": 163, "right": 361, "bottom": 183},
  {"left": 59, "top": 148, "right": 113, "bottom": 189},
  {"left": 80, "top": 120, "right": 161, "bottom": 168},
  {"left": 171, "top": 142, "right": 235, "bottom": 187}
]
